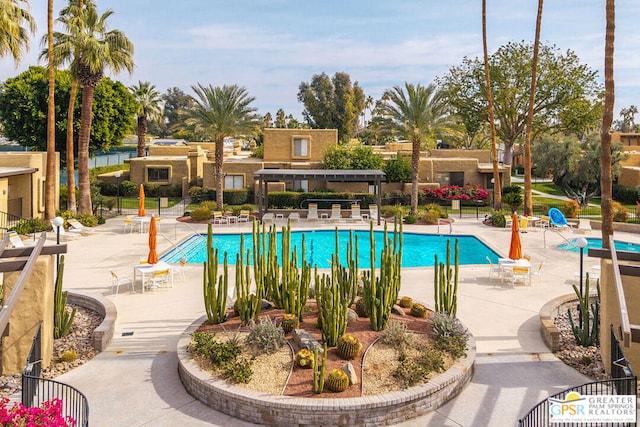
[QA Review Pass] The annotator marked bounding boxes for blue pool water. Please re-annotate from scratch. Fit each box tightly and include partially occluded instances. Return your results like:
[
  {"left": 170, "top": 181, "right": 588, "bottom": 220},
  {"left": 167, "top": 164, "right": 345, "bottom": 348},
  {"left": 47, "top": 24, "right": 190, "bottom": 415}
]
[
  {"left": 557, "top": 238, "right": 640, "bottom": 253},
  {"left": 160, "top": 230, "right": 500, "bottom": 268}
]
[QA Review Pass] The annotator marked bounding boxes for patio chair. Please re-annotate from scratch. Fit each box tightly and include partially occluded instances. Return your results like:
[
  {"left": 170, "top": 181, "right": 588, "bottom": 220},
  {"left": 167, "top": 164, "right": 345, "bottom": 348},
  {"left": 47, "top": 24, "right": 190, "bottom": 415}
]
[
  {"left": 330, "top": 204, "right": 342, "bottom": 222},
  {"left": 213, "top": 211, "right": 228, "bottom": 225},
  {"left": 307, "top": 204, "right": 319, "bottom": 221},
  {"left": 548, "top": 208, "right": 570, "bottom": 230},
  {"left": 350, "top": 205, "right": 363, "bottom": 222},
  {"left": 262, "top": 213, "right": 275, "bottom": 224},
  {"left": 577, "top": 219, "right": 592, "bottom": 234},
  {"left": 68, "top": 218, "right": 94, "bottom": 235},
  {"left": 50, "top": 219, "right": 80, "bottom": 241},
  {"left": 368, "top": 205, "right": 380, "bottom": 222},
  {"left": 504, "top": 215, "right": 513, "bottom": 227},
  {"left": 536, "top": 216, "right": 550, "bottom": 229},
  {"left": 145, "top": 269, "right": 171, "bottom": 290},
  {"left": 7, "top": 231, "right": 25, "bottom": 248},
  {"left": 288, "top": 212, "right": 300, "bottom": 222},
  {"left": 172, "top": 258, "right": 187, "bottom": 281},
  {"left": 111, "top": 271, "right": 134, "bottom": 295},
  {"left": 123, "top": 217, "right": 135, "bottom": 233},
  {"left": 486, "top": 256, "right": 501, "bottom": 284},
  {"left": 237, "top": 210, "right": 251, "bottom": 224}
]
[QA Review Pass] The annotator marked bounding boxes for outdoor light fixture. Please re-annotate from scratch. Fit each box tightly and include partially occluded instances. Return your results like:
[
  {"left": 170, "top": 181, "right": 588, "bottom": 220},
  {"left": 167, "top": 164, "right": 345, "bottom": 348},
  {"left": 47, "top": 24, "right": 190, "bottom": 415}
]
[
  {"left": 115, "top": 171, "right": 122, "bottom": 214},
  {"left": 576, "top": 237, "right": 588, "bottom": 328},
  {"left": 52, "top": 216, "right": 64, "bottom": 269}
]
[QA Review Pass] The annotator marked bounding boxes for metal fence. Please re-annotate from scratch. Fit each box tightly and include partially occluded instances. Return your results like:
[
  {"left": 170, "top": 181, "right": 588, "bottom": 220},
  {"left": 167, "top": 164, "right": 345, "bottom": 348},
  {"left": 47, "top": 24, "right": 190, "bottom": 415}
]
[
  {"left": 22, "top": 323, "right": 89, "bottom": 427},
  {"left": 95, "top": 197, "right": 189, "bottom": 218},
  {"left": 518, "top": 325, "right": 637, "bottom": 427}
]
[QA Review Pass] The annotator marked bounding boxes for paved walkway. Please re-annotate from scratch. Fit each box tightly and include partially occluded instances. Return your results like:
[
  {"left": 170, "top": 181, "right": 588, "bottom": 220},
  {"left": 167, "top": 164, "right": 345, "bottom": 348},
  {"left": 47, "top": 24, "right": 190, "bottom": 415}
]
[{"left": 54, "top": 216, "right": 640, "bottom": 426}]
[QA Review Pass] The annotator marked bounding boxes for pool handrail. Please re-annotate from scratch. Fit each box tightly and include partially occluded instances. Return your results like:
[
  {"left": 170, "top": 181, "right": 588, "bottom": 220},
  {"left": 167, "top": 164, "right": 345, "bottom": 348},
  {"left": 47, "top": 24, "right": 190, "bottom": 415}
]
[{"left": 543, "top": 227, "right": 576, "bottom": 248}]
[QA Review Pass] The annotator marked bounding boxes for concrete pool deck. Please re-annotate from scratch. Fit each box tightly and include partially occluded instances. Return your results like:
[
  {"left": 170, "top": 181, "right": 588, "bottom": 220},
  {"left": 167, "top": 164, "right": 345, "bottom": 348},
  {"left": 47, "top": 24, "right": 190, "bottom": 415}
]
[{"left": 54, "top": 216, "right": 640, "bottom": 426}]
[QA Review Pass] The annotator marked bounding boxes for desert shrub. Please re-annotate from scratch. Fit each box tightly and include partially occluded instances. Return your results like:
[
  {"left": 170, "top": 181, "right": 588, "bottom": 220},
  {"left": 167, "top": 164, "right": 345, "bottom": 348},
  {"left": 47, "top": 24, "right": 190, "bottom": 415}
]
[
  {"left": 224, "top": 189, "right": 249, "bottom": 205},
  {"left": 431, "top": 312, "right": 469, "bottom": 359},
  {"left": 144, "top": 183, "right": 163, "bottom": 197},
  {"left": 104, "top": 198, "right": 117, "bottom": 210},
  {"left": 75, "top": 213, "right": 98, "bottom": 227},
  {"left": 417, "top": 347, "right": 445, "bottom": 373},
  {"left": 380, "top": 321, "right": 413, "bottom": 351},
  {"left": 612, "top": 201, "right": 629, "bottom": 222},
  {"left": 421, "top": 210, "right": 440, "bottom": 225},
  {"left": 190, "top": 206, "right": 212, "bottom": 221},
  {"left": 200, "top": 201, "right": 218, "bottom": 211},
  {"left": 222, "top": 358, "right": 253, "bottom": 384},
  {"left": 613, "top": 184, "right": 639, "bottom": 204},
  {"left": 11, "top": 218, "right": 50, "bottom": 235},
  {"left": 380, "top": 204, "right": 405, "bottom": 219},
  {"left": 393, "top": 359, "right": 425, "bottom": 388},
  {"left": 250, "top": 144, "right": 264, "bottom": 158},
  {"left": 98, "top": 181, "right": 117, "bottom": 196},
  {"left": 490, "top": 210, "right": 508, "bottom": 227},
  {"left": 245, "top": 317, "right": 286, "bottom": 355},
  {"left": 119, "top": 180, "right": 138, "bottom": 196},
  {"left": 404, "top": 214, "right": 417, "bottom": 224},
  {"left": 561, "top": 199, "right": 581, "bottom": 218}
]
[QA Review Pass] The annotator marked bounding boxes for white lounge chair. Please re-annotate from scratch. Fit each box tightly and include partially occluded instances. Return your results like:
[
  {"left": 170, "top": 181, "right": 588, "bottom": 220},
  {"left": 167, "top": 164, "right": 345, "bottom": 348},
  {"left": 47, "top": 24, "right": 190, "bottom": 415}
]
[
  {"left": 307, "top": 204, "right": 319, "bottom": 221},
  {"left": 368, "top": 205, "right": 380, "bottom": 222},
  {"left": 288, "top": 212, "right": 300, "bottom": 222},
  {"left": 7, "top": 231, "right": 25, "bottom": 248},
  {"left": 68, "top": 218, "right": 94, "bottom": 235},
  {"left": 50, "top": 220, "right": 80, "bottom": 241},
  {"left": 330, "top": 204, "right": 342, "bottom": 222},
  {"left": 262, "top": 213, "right": 275, "bottom": 224},
  {"left": 350, "top": 205, "right": 363, "bottom": 222},
  {"left": 577, "top": 219, "right": 592, "bottom": 234}
]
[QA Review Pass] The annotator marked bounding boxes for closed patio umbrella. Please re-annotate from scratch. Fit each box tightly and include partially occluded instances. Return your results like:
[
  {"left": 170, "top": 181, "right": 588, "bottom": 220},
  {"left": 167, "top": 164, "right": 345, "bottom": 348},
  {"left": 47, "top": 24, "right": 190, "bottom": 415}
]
[
  {"left": 138, "top": 184, "right": 146, "bottom": 217},
  {"left": 147, "top": 215, "right": 158, "bottom": 264},
  {"left": 508, "top": 213, "right": 522, "bottom": 260}
]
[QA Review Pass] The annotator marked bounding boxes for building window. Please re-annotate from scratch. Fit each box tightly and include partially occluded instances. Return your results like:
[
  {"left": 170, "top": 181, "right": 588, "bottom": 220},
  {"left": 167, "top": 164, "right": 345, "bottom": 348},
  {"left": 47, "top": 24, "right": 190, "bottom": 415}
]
[
  {"left": 147, "top": 167, "right": 170, "bottom": 183},
  {"left": 293, "top": 179, "right": 308, "bottom": 192},
  {"left": 224, "top": 175, "right": 244, "bottom": 189},
  {"left": 450, "top": 172, "right": 464, "bottom": 187},
  {"left": 293, "top": 138, "right": 309, "bottom": 157}
]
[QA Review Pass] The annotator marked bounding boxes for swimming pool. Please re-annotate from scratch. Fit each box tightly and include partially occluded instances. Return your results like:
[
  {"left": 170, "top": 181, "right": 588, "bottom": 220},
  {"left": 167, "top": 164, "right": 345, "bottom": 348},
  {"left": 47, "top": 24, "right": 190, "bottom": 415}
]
[
  {"left": 557, "top": 237, "right": 640, "bottom": 253},
  {"left": 160, "top": 230, "right": 500, "bottom": 268}
]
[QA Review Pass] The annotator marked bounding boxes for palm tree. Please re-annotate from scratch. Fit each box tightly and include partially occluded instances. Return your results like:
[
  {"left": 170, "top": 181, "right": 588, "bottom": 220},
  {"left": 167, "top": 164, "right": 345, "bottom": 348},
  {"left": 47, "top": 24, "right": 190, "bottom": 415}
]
[
  {"left": 523, "top": 0, "right": 544, "bottom": 216},
  {"left": 378, "top": 83, "right": 457, "bottom": 215},
  {"left": 184, "top": 84, "right": 260, "bottom": 208},
  {"left": 0, "top": 0, "right": 36, "bottom": 64},
  {"left": 52, "top": 5, "right": 133, "bottom": 214},
  {"left": 482, "top": 0, "right": 501, "bottom": 210},
  {"left": 45, "top": 0, "right": 56, "bottom": 219},
  {"left": 130, "top": 81, "right": 162, "bottom": 157},
  {"left": 600, "top": 0, "right": 615, "bottom": 249}
]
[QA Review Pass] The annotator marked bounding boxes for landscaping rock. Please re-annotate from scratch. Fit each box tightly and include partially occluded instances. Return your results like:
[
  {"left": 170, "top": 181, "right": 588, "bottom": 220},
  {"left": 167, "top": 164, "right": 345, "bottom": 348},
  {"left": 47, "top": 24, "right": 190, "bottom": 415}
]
[
  {"left": 341, "top": 362, "right": 358, "bottom": 385},
  {"left": 347, "top": 308, "right": 359, "bottom": 324},
  {"left": 391, "top": 304, "right": 406, "bottom": 316},
  {"left": 292, "top": 328, "right": 322, "bottom": 353}
]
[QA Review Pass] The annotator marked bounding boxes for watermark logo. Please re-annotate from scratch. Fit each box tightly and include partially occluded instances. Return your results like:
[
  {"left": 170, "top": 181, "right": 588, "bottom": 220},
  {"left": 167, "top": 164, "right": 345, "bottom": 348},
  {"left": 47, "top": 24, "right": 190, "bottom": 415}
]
[{"left": 549, "top": 391, "right": 636, "bottom": 423}]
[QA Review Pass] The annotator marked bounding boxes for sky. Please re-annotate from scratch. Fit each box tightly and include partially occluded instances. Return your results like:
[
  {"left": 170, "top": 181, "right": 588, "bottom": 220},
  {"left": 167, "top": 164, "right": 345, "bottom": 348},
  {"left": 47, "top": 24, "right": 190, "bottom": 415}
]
[{"left": 1, "top": 0, "right": 639, "bottom": 121}]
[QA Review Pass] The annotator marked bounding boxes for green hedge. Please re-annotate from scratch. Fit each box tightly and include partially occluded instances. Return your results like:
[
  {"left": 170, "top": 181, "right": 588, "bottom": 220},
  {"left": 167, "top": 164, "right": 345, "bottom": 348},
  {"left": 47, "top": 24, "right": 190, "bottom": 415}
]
[{"left": 266, "top": 191, "right": 376, "bottom": 209}]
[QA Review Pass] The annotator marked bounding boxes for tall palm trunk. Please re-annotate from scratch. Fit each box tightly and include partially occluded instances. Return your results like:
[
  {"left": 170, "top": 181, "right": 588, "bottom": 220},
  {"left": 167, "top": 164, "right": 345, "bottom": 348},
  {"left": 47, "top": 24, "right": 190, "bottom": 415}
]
[
  {"left": 410, "top": 133, "right": 420, "bottom": 215},
  {"left": 137, "top": 115, "right": 147, "bottom": 157},
  {"left": 215, "top": 139, "right": 224, "bottom": 208},
  {"left": 600, "top": 0, "right": 615, "bottom": 249},
  {"left": 482, "top": 0, "right": 501, "bottom": 210},
  {"left": 77, "top": 85, "right": 96, "bottom": 214},
  {"left": 524, "top": 0, "right": 544, "bottom": 216},
  {"left": 67, "top": 80, "right": 78, "bottom": 213},
  {"left": 45, "top": 0, "right": 56, "bottom": 219}
]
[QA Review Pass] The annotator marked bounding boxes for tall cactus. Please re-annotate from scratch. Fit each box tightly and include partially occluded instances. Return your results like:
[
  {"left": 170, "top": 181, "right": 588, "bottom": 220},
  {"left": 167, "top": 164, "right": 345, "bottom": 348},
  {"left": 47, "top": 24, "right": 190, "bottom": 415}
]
[
  {"left": 312, "top": 343, "right": 327, "bottom": 394},
  {"left": 333, "top": 229, "right": 359, "bottom": 307},
  {"left": 236, "top": 232, "right": 263, "bottom": 326},
  {"left": 54, "top": 255, "right": 76, "bottom": 339},
  {"left": 203, "top": 224, "right": 228, "bottom": 324},
  {"left": 434, "top": 238, "right": 459, "bottom": 316},
  {"left": 315, "top": 267, "right": 348, "bottom": 346},
  {"left": 568, "top": 274, "right": 600, "bottom": 346},
  {"left": 362, "top": 221, "right": 403, "bottom": 331}
]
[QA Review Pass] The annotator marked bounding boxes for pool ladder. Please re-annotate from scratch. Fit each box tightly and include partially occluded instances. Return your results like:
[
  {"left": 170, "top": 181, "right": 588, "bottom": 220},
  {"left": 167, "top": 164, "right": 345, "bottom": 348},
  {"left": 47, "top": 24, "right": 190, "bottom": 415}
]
[{"left": 437, "top": 218, "right": 452, "bottom": 234}]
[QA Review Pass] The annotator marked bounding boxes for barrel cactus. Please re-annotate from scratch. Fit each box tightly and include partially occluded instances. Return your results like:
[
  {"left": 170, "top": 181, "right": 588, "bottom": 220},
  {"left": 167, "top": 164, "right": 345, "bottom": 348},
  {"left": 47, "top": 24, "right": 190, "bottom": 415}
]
[
  {"left": 354, "top": 298, "right": 369, "bottom": 318},
  {"left": 326, "top": 368, "right": 349, "bottom": 392},
  {"left": 295, "top": 349, "right": 314, "bottom": 369},
  {"left": 399, "top": 296, "right": 414, "bottom": 309},
  {"left": 279, "top": 313, "right": 299, "bottom": 334},
  {"left": 336, "top": 334, "right": 362, "bottom": 360},
  {"left": 410, "top": 303, "right": 428, "bottom": 318}
]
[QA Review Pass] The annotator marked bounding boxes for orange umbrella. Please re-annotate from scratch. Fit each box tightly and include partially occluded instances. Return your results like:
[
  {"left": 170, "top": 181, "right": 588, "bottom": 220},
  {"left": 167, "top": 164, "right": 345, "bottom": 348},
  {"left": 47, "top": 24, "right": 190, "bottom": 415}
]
[
  {"left": 147, "top": 215, "right": 158, "bottom": 264},
  {"left": 138, "top": 184, "right": 146, "bottom": 217},
  {"left": 508, "top": 213, "right": 522, "bottom": 260}
]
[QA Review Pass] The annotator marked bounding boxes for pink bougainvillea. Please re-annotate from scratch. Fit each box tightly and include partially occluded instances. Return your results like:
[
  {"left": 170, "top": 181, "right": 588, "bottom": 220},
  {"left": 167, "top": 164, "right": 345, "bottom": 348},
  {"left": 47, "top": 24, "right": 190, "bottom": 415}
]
[
  {"left": 423, "top": 185, "right": 490, "bottom": 201},
  {"left": 0, "top": 397, "right": 76, "bottom": 427}
]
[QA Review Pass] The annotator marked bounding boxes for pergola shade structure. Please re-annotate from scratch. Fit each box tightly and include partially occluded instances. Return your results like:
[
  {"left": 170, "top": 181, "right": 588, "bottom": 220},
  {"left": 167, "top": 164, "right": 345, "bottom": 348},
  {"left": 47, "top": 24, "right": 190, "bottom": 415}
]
[{"left": 254, "top": 169, "right": 386, "bottom": 225}]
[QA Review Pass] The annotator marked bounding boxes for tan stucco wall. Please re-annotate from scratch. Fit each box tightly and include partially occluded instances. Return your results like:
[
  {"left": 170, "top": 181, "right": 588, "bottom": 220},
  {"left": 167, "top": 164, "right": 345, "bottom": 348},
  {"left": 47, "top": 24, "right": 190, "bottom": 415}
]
[
  {"left": 262, "top": 129, "right": 337, "bottom": 162},
  {"left": 617, "top": 167, "right": 640, "bottom": 188},
  {"left": 600, "top": 260, "right": 640, "bottom": 375},
  {"left": 148, "top": 145, "right": 191, "bottom": 156},
  {"left": 127, "top": 157, "right": 190, "bottom": 188},
  {"left": 429, "top": 149, "right": 492, "bottom": 162},
  {"left": 0, "top": 152, "right": 58, "bottom": 218},
  {"left": 0, "top": 178, "right": 8, "bottom": 216},
  {"left": 2, "top": 256, "right": 54, "bottom": 375}
]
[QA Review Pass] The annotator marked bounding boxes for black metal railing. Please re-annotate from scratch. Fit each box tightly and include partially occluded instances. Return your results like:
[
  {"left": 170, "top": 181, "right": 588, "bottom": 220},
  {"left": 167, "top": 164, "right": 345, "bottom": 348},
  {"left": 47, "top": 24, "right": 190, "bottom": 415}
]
[
  {"left": 22, "top": 323, "right": 89, "bottom": 427},
  {"left": 0, "top": 210, "right": 27, "bottom": 231},
  {"left": 95, "top": 197, "right": 189, "bottom": 218},
  {"left": 518, "top": 326, "right": 637, "bottom": 427}
]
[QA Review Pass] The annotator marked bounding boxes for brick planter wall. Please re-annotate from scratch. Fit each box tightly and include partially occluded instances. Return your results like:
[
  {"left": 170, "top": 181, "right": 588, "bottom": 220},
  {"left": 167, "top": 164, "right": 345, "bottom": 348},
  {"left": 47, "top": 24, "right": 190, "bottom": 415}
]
[{"left": 178, "top": 315, "right": 476, "bottom": 426}]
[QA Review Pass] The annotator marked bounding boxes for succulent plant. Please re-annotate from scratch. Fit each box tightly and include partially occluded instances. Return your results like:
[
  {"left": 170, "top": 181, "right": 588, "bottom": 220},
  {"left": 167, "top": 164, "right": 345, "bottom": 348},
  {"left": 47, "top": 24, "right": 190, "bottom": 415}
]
[
  {"left": 354, "top": 298, "right": 369, "bottom": 318},
  {"left": 295, "top": 349, "right": 314, "bottom": 368},
  {"left": 61, "top": 350, "right": 78, "bottom": 363},
  {"left": 279, "top": 313, "right": 300, "bottom": 334},
  {"left": 326, "top": 368, "right": 350, "bottom": 392},
  {"left": 410, "top": 303, "right": 428, "bottom": 318},
  {"left": 336, "top": 334, "right": 362, "bottom": 360},
  {"left": 399, "top": 296, "right": 413, "bottom": 309}
]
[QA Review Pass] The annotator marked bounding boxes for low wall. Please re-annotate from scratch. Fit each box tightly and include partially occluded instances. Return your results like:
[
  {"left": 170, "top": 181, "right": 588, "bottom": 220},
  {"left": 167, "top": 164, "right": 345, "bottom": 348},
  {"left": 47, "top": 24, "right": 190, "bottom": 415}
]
[
  {"left": 67, "top": 291, "right": 117, "bottom": 352},
  {"left": 539, "top": 292, "right": 598, "bottom": 352},
  {"left": 178, "top": 315, "right": 476, "bottom": 427}
]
